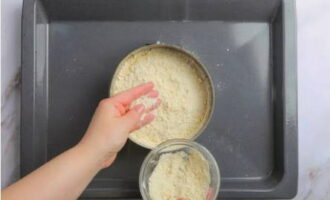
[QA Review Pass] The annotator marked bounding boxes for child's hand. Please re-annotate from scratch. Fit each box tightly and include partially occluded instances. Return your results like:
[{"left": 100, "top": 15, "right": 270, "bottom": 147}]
[
  {"left": 78, "top": 82, "right": 160, "bottom": 168},
  {"left": 2, "top": 83, "right": 161, "bottom": 200}
]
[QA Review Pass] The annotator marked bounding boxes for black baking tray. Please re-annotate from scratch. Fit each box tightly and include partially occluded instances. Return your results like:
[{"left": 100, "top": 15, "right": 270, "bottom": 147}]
[{"left": 21, "top": 0, "right": 297, "bottom": 199}]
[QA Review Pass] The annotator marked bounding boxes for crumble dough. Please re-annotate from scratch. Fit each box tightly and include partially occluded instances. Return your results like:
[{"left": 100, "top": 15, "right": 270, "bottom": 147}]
[
  {"left": 111, "top": 47, "right": 211, "bottom": 148},
  {"left": 149, "top": 149, "right": 210, "bottom": 200}
]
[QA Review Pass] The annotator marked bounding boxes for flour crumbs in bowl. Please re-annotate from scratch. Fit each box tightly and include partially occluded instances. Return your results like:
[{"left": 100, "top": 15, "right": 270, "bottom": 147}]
[
  {"left": 148, "top": 150, "right": 210, "bottom": 200},
  {"left": 139, "top": 139, "right": 220, "bottom": 200}
]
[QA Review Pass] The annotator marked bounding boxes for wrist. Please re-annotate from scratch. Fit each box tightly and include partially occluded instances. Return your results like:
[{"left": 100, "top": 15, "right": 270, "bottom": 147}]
[
  {"left": 101, "top": 153, "right": 117, "bottom": 168},
  {"left": 75, "top": 140, "right": 118, "bottom": 169},
  {"left": 74, "top": 142, "right": 108, "bottom": 170}
]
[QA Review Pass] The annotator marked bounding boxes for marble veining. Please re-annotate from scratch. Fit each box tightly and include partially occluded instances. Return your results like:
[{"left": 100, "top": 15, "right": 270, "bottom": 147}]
[
  {"left": 2, "top": 0, "right": 23, "bottom": 188},
  {"left": 1, "top": 66, "right": 21, "bottom": 188}
]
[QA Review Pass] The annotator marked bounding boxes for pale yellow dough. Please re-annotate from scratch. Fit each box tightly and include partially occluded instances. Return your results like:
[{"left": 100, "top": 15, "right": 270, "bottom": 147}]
[
  {"left": 111, "top": 47, "right": 211, "bottom": 148},
  {"left": 148, "top": 150, "right": 210, "bottom": 200}
]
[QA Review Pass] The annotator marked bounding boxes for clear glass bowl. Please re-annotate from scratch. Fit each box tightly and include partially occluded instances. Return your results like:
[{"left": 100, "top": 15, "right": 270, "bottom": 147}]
[{"left": 139, "top": 139, "right": 220, "bottom": 200}]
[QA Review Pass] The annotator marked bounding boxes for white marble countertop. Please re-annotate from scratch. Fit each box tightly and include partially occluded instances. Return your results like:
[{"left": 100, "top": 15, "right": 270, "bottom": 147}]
[{"left": 2, "top": 0, "right": 330, "bottom": 199}]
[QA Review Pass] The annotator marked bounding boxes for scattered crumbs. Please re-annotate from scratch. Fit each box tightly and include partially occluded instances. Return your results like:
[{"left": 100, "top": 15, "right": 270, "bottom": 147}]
[
  {"left": 216, "top": 63, "right": 224, "bottom": 68},
  {"left": 216, "top": 81, "right": 227, "bottom": 91}
]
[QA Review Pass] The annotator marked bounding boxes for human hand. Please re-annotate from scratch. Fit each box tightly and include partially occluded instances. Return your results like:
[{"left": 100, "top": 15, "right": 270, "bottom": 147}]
[{"left": 78, "top": 82, "right": 161, "bottom": 168}]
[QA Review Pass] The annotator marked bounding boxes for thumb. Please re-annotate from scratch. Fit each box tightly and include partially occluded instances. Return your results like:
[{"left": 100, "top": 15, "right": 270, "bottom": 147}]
[{"left": 121, "top": 104, "right": 144, "bottom": 132}]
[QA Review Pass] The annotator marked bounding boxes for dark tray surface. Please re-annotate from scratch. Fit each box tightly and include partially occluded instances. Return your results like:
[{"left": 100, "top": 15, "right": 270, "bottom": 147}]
[{"left": 21, "top": 0, "right": 297, "bottom": 199}]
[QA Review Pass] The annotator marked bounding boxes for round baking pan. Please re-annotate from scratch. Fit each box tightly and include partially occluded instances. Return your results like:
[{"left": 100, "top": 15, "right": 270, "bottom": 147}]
[{"left": 109, "top": 44, "right": 215, "bottom": 149}]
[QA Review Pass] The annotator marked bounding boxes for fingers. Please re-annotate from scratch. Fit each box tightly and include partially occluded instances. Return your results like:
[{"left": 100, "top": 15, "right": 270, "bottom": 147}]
[
  {"left": 129, "top": 90, "right": 161, "bottom": 130},
  {"left": 121, "top": 104, "right": 156, "bottom": 133},
  {"left": 147, "top": 89, "right": 159, "bottom": 98},
  {"left": 113, "top": 102, "right": 127, "bottom": 116},
  {"left": 120, "top": 104, "right": 145, "bottom": 132},
  {"left": 117, "top": 83, "right": 161, "bottom": 133},
  {"left": 130, "top": 113, "right": 155, "bottom": 132},
  {"left": 141, "top": 113, "right": 156, "bottom": 125},
  {"left": 112, "top": 82, "right": 154, "bottom": 106},
  {"left": 144, "top": 89, "right": 161, "bottom": 112},
  {"left": 145, "top": 98, "right": 162, "bottom": 113},
  {"left": 206, "top": 188, "right": 213, "bottom": 200}
]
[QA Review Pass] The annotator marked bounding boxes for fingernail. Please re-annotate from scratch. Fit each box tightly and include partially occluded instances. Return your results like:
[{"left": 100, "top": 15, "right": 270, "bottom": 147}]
[
  {"left": 151, "top": 98, "right": 162, "bottom": 109},
  {"left": 143, "top": 81, "right": 154, "bottom": 88},
  {"left": 134, "top": 104, "right": 144, "bottom": 114},
  {"left": 147, "top": 90, "right": 159, "bottom": 98}
]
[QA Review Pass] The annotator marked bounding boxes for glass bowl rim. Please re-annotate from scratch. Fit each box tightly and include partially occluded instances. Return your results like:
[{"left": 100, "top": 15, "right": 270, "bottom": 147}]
[{"left": 139, "top": 138, "right": 221, "bottom": 200}]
